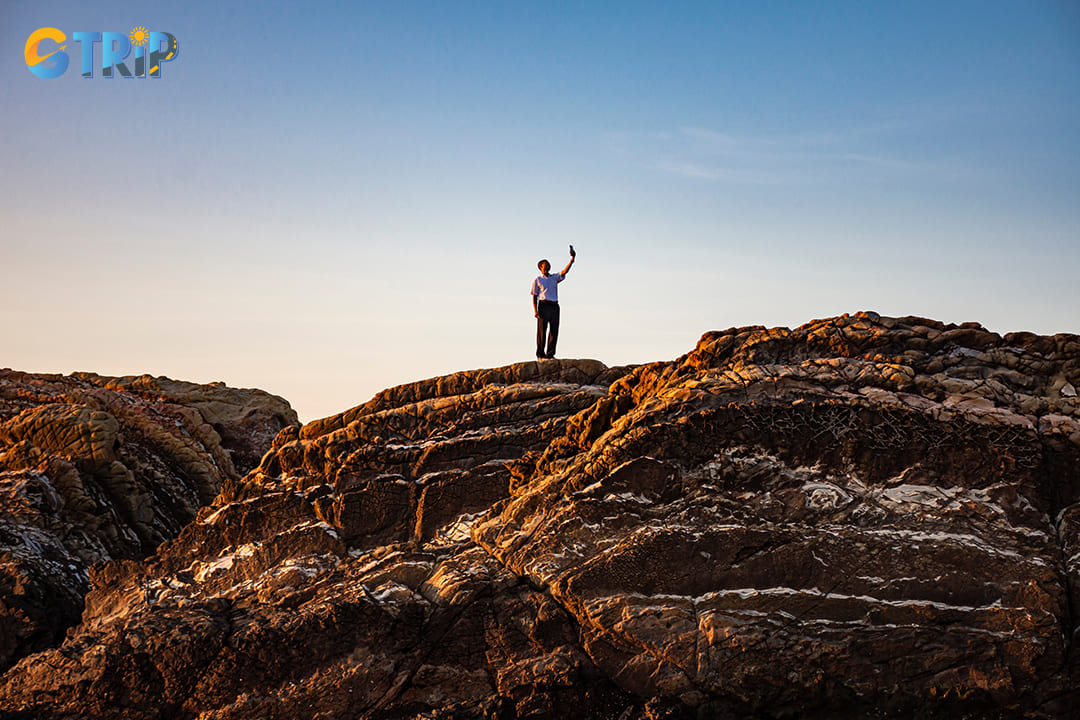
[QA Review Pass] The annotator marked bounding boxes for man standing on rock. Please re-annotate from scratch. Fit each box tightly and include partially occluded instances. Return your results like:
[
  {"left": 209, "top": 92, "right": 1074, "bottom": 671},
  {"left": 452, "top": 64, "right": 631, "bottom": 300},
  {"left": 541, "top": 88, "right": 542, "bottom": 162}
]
[{"left": 531, "top": 245, "right": 576, "bottom": 360}]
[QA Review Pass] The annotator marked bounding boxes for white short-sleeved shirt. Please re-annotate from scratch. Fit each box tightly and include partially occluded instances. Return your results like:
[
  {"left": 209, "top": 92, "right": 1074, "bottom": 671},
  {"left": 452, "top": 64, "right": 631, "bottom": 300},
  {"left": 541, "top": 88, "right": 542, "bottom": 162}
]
[{"left": 531, "top": 273, "right": 564, "bottom": 302}]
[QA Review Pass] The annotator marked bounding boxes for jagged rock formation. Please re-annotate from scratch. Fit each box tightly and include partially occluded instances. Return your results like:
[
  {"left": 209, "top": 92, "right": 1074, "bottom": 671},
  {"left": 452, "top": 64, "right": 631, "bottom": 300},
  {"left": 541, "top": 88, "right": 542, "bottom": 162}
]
[
  {"left": 1, "top": 314, "right": 1078, "bottom": 719},
  {"left": 0, "top": 371, "right": 296, "bottom": 673}
]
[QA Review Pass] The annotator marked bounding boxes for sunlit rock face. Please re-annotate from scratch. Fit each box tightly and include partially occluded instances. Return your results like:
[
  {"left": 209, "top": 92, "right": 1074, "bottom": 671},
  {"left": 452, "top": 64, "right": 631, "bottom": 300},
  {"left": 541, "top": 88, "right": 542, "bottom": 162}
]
[
  {"left": 2, "top": 313, "right": 1078, "bottom": 719},
  {"left": 0, "top": 371, "right": 296, "bottom": 672}
]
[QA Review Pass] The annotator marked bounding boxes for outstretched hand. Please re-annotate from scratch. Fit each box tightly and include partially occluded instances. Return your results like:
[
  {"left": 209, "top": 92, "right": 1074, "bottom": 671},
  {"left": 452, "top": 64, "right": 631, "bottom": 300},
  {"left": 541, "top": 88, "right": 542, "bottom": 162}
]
[{"left": 559, "top": 247, "right": 576, "bottom": 277}]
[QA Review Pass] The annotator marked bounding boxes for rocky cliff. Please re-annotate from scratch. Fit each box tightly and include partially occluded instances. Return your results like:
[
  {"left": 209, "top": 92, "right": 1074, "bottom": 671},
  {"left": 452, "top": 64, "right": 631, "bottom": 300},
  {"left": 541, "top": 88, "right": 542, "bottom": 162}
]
[
  {"left": 0, "top": 371, "right": 296, "bottom": 673},
  {"left": 1, "top": 313, "right": 1078, "bottom": 719}
]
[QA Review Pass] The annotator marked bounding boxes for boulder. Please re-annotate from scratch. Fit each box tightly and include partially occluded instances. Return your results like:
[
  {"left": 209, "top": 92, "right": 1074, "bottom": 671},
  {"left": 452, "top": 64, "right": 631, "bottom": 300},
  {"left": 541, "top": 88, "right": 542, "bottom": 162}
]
[{"left": 0, "top": 369, "right": 295, "bottom": 672}]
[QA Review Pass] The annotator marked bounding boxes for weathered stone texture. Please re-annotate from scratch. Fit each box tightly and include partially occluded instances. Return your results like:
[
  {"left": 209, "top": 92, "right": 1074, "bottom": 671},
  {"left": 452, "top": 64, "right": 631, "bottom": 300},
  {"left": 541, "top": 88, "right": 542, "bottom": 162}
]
[
  {"left": 0, "top": 370, "right": 295, "bottom": 673},
  {"left": 2, "top": 314, "right": 1078, "bottom": 719}
]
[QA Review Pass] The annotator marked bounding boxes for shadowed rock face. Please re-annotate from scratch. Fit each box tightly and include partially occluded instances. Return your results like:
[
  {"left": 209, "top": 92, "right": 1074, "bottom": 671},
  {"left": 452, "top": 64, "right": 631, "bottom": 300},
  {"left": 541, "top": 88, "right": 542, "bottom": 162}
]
[
  {"left": 2, "top": 314, "right": 1078, "bottom": 719},
  {"left": 0, "top": 371, "right": 296, "bottom": 672}
]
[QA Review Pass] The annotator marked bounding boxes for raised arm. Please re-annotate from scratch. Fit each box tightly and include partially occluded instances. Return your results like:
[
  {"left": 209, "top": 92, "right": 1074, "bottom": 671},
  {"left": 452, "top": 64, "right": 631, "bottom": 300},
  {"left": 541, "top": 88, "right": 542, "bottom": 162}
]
[{"left": 560, "top": 249, "right": 576, "bottom": 276}]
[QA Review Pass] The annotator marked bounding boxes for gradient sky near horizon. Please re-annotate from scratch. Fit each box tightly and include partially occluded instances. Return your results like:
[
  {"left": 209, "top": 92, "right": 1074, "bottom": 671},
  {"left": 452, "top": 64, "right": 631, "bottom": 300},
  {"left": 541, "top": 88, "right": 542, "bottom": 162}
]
[{"left": 3, "top": 1, "right": 1079, "bottom": 422}]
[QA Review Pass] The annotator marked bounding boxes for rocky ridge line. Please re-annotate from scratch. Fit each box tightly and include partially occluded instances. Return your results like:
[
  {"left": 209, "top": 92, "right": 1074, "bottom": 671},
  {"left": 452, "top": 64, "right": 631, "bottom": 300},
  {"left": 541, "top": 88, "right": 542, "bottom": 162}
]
[{"left": 1, "top": 313, "right": 1078, "bottom": 719}]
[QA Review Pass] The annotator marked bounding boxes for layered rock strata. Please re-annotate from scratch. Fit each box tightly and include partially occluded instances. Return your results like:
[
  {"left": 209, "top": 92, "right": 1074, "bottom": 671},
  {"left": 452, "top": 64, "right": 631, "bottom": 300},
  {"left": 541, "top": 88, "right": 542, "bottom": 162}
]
[
  {"left": 0, "top": 371, "right": 295, "bottom": 672},
  {"left": 1, "top": 314, "right": 1078, "bottom": 719}
]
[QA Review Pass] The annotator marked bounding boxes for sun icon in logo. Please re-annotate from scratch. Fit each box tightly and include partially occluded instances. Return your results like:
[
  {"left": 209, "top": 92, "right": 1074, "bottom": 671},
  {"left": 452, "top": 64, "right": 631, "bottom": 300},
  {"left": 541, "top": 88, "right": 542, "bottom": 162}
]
[{"left": 130, "top": 26, "right": 149, "bottom": 46}]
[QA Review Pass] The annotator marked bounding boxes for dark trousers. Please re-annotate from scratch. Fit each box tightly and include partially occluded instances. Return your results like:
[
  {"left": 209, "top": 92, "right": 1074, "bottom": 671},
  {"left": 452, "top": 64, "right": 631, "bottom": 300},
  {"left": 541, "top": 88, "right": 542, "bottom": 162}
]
[{"left": 536, "top": 300, "right": 560, "bottom": 358}]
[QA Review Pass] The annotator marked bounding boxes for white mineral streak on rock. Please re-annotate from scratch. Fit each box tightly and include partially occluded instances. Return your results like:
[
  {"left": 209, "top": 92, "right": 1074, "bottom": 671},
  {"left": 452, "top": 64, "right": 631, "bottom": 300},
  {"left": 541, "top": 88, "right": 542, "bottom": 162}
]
[
  {"left": 583, "top": 586, "right": 1045, "bottom": 615},
  {"left": 880, "top": 483, "right": 962, "bottom": 506},
  {"left": 193, "top": 542, "right": 259, "bottom": 582},
  {"left": 802, "top": 482, "right": 853, "bottom": 511},
  {"left": 266, "top": 553, "right": 341, "bottom": 580},
  {"left": 605, "top": 492, "right": 652, "bottom": 504}
]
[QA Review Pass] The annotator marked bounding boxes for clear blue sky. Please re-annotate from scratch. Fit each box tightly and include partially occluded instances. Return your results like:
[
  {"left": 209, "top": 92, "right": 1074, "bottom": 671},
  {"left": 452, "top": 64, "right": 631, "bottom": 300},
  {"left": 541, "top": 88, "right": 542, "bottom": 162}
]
[{"left": 3, "top": 1, "right": 1079, "bottom": 421}]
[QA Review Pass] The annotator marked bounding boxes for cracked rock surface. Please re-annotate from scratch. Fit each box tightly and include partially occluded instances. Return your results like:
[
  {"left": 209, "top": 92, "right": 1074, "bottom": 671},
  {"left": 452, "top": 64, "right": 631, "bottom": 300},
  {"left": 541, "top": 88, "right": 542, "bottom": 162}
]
[
  {"left": 0, "top": 370, "right": 296, "bottom": 673},
  {"left": 2, "top": 314, "right": 1078, "bottom": 719}
]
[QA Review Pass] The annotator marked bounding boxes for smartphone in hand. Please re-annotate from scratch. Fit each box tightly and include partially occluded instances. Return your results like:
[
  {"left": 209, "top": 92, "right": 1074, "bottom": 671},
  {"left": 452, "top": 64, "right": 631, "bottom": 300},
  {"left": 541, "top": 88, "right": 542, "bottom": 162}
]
[{"left": 569, "top": 244, "right": 576, "bottom": 256}]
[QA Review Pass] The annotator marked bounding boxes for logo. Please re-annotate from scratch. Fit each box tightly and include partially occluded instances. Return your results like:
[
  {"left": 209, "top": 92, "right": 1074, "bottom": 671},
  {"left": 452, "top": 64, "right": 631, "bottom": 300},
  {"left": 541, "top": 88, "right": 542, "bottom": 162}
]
[{"left": 26, "top": 27, "right": 179, "bottom": 79}]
